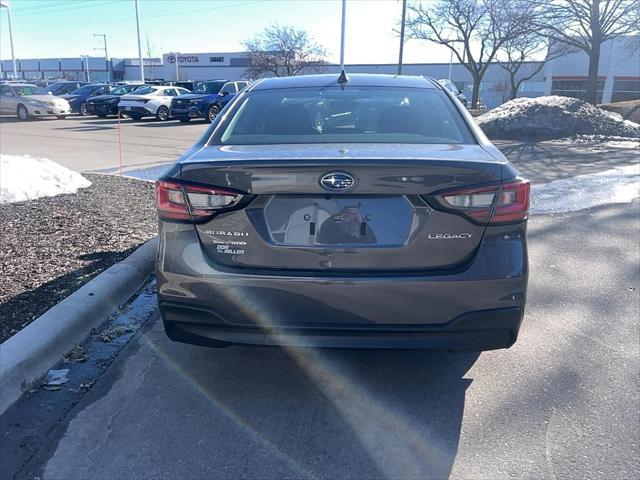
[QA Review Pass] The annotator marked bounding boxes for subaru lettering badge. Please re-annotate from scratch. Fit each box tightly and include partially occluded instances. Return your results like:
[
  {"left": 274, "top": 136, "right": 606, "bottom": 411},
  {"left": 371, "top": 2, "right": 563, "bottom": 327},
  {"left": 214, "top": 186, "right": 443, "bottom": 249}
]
[{"left": 320, "top": 172, "right": 356, "bottom": 191}]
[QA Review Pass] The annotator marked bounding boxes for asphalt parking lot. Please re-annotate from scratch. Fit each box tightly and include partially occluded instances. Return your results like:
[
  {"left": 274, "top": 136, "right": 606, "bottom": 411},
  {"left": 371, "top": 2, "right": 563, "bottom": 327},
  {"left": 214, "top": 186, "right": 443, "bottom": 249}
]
[
  {"left": 0, "top": 116, "right": 208, "bottom": 174},
  {"left": 1, "top": 114, "right": 639, "bottom": 479}
]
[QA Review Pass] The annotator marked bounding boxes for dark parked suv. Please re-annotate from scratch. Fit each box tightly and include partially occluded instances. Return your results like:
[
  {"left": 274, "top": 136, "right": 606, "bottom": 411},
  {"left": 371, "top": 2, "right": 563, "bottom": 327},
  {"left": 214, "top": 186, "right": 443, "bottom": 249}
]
[
  {"left": 156, "top": 74, "right": 529, "bottom": 350},
  {"left": 170, "top": 79, "right": 249, "bottom": 123}
]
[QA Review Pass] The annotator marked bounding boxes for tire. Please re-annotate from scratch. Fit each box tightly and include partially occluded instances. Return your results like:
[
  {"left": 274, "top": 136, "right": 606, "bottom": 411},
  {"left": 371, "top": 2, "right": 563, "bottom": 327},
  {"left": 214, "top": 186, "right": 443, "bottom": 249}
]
[
  {"left": 156, "top": 106, "right": 170, "bottom": 121},
  {"left": 17, "top": 104, "right": 29, "bottom": 121},
  {"left": 178, "top": 117, "right": 190, "bottom": 123},
  {"left": 79, "top": 102, "right": 89, "bottom": 116},
  {"left": 129, "top": 114, "right": 142, "bottom": 121},
  {"left": 56, "top": 115, "right": 66, "bottom": 120},
  {"left": 206, "top": 105, "right": 220, "bottom": 123}
]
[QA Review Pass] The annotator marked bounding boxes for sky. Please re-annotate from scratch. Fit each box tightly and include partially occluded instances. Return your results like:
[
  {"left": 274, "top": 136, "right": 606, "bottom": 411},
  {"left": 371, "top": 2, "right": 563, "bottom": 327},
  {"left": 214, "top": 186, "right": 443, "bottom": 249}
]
[{"left": 0, "top": 0, "right": 455, "bottom": 64}]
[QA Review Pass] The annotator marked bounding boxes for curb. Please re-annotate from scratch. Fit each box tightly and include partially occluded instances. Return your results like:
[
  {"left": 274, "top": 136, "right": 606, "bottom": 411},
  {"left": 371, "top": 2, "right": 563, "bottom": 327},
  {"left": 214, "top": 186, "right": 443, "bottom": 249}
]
[{"left": 0, "top": 237, "right": 158, "bottom": 415}]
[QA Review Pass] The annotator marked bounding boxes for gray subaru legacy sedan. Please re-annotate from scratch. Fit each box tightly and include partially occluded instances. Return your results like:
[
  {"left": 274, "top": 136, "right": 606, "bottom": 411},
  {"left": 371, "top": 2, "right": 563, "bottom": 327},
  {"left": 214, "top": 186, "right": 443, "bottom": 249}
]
[{"left": 156, "top": 74, "right": 529, "bottom": 351}]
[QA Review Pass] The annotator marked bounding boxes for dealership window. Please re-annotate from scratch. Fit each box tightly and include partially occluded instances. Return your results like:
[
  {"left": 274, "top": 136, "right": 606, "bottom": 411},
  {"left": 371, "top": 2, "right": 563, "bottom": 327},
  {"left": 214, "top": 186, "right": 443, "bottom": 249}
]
[
  {"left": 551, "top": 79, "right": 605, "bottom": 103},
  {"left": 612, "top": 79, "right": 640, "bottom": 102}
]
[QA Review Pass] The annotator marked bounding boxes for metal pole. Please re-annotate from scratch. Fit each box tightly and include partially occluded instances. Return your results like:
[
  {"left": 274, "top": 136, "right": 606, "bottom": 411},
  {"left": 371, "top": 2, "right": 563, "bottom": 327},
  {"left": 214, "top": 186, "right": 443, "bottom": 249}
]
[
  {"left": 1, "top": 1, "right": 18, "bottom": 78},
  {"left": 174, "top": 52, "right": 179, "bottom": 81},
  {"left": 448, "top": 48, "right": 453, "bottom": 80},
  {"left": 398, "top": 0, "right": 407, "bottom": 75},
  {"left": 81, "top": 56, "right": 90, "bottom": 81},
  {"left": 134, "top": 0, "right": 144, "bottom": 82},
  {"left": 339, "top": 0, "right": 346, "bottom": 71},
  {"left": 94, "top": 34, "right": 109, "bottom": 81}
]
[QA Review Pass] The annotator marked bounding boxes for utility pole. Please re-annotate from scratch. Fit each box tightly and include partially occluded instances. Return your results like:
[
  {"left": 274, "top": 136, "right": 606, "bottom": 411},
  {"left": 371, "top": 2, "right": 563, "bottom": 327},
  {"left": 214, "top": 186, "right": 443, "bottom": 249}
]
[
  {"left": 397, "top": 0, "right": 407, "bottom": 75},
  {"left": 0, "top": 1, "right": 18, "bottom": 79},
  {"left": 134, "top": 0, "right": 144, "bottom": 82},
  {"left": 93, "top": 33, "right": 110, "bottom": 81}
]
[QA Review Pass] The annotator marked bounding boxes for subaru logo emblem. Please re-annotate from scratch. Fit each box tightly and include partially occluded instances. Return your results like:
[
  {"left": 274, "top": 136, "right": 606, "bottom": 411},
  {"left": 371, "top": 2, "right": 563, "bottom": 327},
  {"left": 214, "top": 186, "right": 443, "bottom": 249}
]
[{"left": 320, "top": 172, "right": 356, "bottom": 191}]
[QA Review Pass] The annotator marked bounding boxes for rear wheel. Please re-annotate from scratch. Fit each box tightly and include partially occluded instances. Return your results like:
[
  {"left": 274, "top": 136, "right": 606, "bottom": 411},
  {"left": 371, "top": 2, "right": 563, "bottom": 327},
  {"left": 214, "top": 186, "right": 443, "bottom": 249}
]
[
  {"left": 129, "top": 114, "right": 142, "bottom": 121},
  {"left": 156, "top": 106, "right": 170, "bottom": 121},
  {"left": 206, "top": 105, "right": 220, "bottom": 123},
  {"left": 17, "top": 104, "right": 29, "bottom": 121},
  {"left": 79, "top": 102, "right": 88, "bottom": 116},
  {"left": 178, "top": 117, "right": 190, "bottom": 123},
  {"left": 56, "top": 115, "right": 66, "bottom": 120}
]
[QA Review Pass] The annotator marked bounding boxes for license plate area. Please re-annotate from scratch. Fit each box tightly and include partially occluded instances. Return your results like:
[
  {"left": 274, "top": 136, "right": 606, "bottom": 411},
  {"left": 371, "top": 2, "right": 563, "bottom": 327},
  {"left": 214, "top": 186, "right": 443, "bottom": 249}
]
[{"left": 262, "top": 195, "right": 415, "bottom": 247}]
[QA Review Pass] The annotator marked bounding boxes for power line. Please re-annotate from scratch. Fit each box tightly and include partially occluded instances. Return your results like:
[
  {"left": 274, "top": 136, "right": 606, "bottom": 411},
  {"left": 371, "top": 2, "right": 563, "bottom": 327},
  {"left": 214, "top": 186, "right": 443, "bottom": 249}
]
[
  {"left": 12, "top": 0, "right": 126, "bottom": 17},
  {"left": 18, "top": 0, "right": 260, "bottom": 32}
]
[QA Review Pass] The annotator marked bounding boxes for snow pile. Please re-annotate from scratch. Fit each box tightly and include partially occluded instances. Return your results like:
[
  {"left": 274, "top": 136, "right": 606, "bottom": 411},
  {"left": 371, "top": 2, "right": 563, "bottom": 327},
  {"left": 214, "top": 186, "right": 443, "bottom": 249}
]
[
  {"left": 531, "top": 163, "right": 640, "bottom": 214},
  {"left": 477, "top": 96, "right": 640, "bottom": 140},
  {"left": 0, "top": 154, "right": 91, "bottom": 204}
]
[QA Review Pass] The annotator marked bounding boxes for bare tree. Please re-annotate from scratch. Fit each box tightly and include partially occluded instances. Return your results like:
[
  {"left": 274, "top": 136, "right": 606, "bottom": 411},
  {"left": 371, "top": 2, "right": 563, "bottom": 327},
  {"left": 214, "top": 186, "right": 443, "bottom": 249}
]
[
  {"left": 406, "top": 0, "right": 531, "bottom": 108},
  {"left": 498, "top": 36, "right": 573, "bottom": 100},
  {"left": 536, "top": 0, "right": 640, "bottom": 104},
  {"left": 243, "top": 24, "right": 327, "bottom": 78}
]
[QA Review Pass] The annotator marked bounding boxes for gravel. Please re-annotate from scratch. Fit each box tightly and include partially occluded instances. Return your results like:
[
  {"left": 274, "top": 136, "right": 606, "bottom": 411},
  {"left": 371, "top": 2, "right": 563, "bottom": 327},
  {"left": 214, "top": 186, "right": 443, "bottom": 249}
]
[
  {"left": 477, "top": 95, "right": 640, "bottom": 140},
  {"left": 0, "top": 174, "right": 157, "bottom": 343}
]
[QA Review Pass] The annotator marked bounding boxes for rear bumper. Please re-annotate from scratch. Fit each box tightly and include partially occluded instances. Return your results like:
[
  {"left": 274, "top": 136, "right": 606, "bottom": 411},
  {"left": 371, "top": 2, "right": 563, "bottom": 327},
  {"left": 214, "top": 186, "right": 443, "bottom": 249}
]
[
  {"left": 157, "top": 224, "right": 528, "bottom": 350},
  {"left": 118, "top": 106, "right": 153, "bottom": 116},
  {"left": 161, "top": 304, "right": 523, "bottom": 350}
]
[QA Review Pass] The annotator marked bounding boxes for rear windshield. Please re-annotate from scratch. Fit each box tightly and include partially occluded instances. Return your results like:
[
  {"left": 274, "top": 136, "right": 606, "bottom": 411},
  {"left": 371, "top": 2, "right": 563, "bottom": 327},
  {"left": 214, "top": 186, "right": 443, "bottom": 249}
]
[
  {"left": 194, "top": 81, "right": 225, "bottom": 94},
  {"left": 130, "top": 86, "right": 157, "bottom": 95},
  {"left": 215, "top": 87, "right": 475, "bottom": 145}
]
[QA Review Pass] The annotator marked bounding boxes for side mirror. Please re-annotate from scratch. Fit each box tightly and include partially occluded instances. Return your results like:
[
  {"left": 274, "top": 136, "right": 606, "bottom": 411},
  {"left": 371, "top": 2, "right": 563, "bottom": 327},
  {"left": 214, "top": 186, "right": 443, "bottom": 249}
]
[{"left": 221, "top": 91, "right": 229, "bottom": 96}]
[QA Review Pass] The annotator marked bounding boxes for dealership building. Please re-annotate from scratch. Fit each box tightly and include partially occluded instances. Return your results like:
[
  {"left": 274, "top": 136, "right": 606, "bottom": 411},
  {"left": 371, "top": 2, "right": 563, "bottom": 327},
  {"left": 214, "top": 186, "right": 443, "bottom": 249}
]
[{"left": 2, "top": 36, "right": 638, "bottom": 108}]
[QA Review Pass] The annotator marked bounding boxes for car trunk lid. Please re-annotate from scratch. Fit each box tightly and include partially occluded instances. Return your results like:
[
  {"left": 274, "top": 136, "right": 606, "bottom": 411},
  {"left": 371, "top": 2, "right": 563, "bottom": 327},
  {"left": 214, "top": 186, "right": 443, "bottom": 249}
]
[{"left": 179, "top": 144, "right": 504, "bottom": 272}]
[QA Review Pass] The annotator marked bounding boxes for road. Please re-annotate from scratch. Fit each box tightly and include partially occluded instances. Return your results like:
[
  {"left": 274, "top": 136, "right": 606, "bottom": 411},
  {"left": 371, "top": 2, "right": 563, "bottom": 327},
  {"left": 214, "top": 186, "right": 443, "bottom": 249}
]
[
  {"left": 0, "top": 115, "right": 208, "bottom": 174},
  {"left": 2, "top": 200, "right": 638, "bottom": 480},
  {"left": 1, "top": 114, "right": 639, "bottom": 479}
]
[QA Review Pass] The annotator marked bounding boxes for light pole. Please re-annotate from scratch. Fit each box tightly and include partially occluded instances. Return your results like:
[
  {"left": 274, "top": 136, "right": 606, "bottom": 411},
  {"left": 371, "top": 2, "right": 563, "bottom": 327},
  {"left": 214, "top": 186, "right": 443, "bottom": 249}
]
[
  {"left": 0, "top": 1, "right": 18, "bottom": 79},
  {"left": 93, "top": 33, "right": 110, "bottom": 81},
  {"left": 80, "top": 55, "right": 90, "bottom": 81},
  {"left": 134, "top": 0, "right": 144, "bottom": 82},
  {"left": 397, "top": 0, "right": 407, "bottom": 75},
  {"left": 447, "top": 39, "right": 464, "bottom": 81}
]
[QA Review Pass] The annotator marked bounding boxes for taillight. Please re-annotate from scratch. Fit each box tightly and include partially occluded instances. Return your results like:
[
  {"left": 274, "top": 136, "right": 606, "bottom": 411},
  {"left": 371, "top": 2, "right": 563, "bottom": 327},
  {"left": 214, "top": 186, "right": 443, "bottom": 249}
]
[
  {"left": 156, "top": 180, "right": 241, "bottom": 222},
  {"left": 491, "top": 179, "right": 530, "bottom": 223},
  {"left": 434, "top": 178, "right": 530, "bottom": 224}
]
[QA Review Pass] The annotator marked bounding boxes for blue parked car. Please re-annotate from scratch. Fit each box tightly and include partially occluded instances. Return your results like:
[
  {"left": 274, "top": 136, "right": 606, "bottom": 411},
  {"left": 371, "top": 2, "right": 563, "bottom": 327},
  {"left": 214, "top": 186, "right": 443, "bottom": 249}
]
[
  {"left": 61, "top": 84, "right": 114, "bottom": 116},
  {"left": 170, "top": 80, "right": 249, "bottom": 123}
]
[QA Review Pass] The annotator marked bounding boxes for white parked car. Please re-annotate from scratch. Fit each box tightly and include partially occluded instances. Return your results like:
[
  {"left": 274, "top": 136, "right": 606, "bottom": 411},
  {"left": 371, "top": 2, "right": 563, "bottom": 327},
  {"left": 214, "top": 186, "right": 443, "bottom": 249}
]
[
  {"left": 117, "top": 85, "right": 190, "bottom": 121},
  {"left": 0, "top": 83, "right": 71, "bottom": 120}
]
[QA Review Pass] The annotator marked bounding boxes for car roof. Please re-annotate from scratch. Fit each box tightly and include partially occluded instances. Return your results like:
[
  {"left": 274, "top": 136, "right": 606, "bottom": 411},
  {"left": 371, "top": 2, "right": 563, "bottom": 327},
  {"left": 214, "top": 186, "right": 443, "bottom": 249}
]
[
  {"left": 5, "top": 83, "right": 38, "bottom": 87},
  {"left": 249, "top": 74, "right": 439, "bottom": 91}
]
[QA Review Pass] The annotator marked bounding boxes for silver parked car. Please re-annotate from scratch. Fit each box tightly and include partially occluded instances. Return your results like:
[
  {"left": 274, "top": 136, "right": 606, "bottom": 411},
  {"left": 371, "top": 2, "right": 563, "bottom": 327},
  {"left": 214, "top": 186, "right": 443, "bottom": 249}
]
[{"left": 0, "top": 83, "right": 71, "bottom": 120}]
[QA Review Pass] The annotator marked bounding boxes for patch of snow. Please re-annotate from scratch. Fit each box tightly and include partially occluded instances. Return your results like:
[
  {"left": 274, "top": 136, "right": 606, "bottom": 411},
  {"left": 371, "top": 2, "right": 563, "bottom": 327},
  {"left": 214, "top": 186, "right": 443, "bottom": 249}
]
[
  {"left": 0, "top": 154, "right": 91, "bottom": 204},
  {"left": 550, "top": 134, "right": 640, "bottom": 149},
  {"left": 531, "top": 164, "right": 640, "bottom": 214},
  {"left": 477, "top": 96, "right": 640, "bottom": 140}
]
